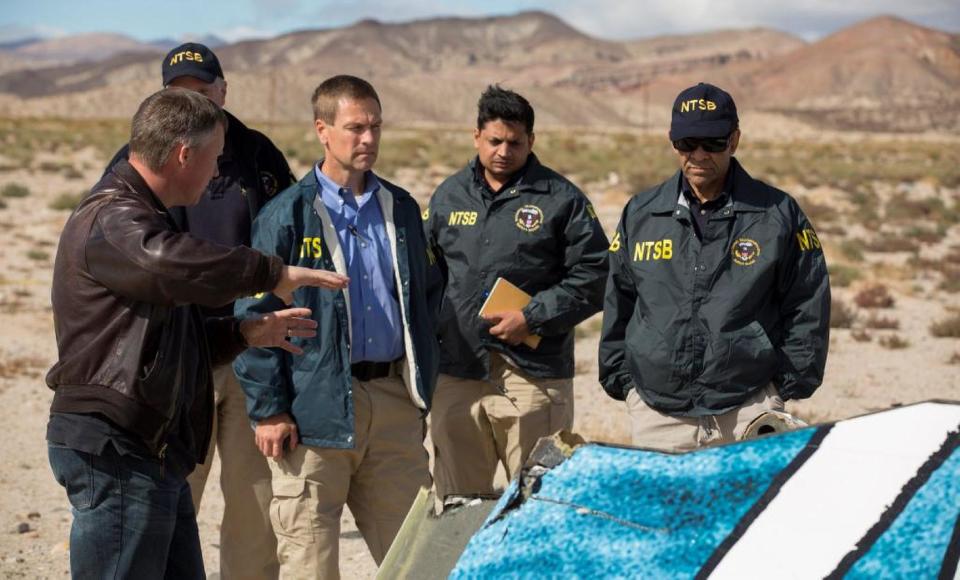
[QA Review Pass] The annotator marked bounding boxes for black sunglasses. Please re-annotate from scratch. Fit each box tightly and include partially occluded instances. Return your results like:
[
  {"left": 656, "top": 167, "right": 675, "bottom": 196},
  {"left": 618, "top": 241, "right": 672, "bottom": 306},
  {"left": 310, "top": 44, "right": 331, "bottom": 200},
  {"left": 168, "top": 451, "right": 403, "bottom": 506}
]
[{"left": 673, "top": 135, "right": 730, "bottom": 153}]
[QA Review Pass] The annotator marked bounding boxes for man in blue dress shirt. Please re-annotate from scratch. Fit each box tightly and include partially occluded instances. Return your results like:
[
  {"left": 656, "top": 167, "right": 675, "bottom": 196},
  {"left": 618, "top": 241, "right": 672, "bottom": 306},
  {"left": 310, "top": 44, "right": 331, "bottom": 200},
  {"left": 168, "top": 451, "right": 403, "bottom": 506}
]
[{"left": 234, "top": 75, "right": 441, "bottom": 579}]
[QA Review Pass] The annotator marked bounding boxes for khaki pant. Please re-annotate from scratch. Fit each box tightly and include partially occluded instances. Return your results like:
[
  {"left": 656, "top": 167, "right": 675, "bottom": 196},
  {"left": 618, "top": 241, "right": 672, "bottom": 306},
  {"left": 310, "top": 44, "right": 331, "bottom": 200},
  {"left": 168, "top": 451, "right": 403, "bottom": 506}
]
[
  {"left": 267, "top": 374, "right": 429, "bottom": 580},
  {"left": 188, "top": 365, "right": 278, "bottom": 579},
  {"left": 626, "top": 384, "right": 785, "bottom": 452},
  {"left": 430, "top": 354, "right": 573, "bottom": 500}
]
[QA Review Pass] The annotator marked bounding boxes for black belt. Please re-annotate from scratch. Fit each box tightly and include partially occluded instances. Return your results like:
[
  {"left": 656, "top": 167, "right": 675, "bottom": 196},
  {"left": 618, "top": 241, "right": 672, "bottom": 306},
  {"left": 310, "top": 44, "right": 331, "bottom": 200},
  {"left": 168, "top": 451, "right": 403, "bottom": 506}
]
[{"left": 351, "top": 360, "right": 395, "bottom": 382}]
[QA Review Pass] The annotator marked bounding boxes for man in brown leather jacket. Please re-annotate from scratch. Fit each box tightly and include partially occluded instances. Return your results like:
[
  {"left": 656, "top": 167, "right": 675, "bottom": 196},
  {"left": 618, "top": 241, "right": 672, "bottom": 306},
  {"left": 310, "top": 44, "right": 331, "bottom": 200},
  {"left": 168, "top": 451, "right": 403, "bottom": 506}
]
[{"left": 45, "top": 88, "right": 348, "bottom": 579}]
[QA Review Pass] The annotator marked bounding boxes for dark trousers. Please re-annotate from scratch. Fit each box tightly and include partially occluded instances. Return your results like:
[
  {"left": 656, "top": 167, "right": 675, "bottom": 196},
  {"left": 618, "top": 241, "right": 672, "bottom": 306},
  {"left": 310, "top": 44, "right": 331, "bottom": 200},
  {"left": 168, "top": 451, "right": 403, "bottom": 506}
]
[{"left": 48, "top": 444, "right": 204, "bottom": 580}]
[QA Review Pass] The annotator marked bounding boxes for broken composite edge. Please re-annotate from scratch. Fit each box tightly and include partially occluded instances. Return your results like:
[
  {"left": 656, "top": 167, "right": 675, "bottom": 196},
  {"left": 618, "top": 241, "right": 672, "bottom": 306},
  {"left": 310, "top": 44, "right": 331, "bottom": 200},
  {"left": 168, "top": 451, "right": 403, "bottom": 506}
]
[{"left": 451, "top": 400, "right": 960, "bottom": 579}]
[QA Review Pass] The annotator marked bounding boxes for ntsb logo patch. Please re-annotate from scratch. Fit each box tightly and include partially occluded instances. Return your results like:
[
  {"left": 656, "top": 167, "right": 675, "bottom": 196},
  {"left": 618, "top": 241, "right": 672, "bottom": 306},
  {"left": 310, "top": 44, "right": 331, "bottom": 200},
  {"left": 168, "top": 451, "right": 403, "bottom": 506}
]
[
  {"left": 515, "top": 205, "right": 543, "bottom": 233},
  {"left": 732, "top": 238, "right": 760, "bottom": 266}
]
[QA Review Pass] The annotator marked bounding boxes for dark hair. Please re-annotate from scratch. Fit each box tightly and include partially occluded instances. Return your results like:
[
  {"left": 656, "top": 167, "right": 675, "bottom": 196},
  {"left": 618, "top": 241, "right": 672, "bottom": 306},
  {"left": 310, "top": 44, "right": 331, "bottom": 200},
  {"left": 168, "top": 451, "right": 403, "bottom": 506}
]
[
  {"left": 129, "top": 88, "right": 227, "bottom": 172},
  {"left": 311, "top": 75, "right": 381, "bottom": 122},
  {"left": 477, "top": 85, "right": 534, "bottom": 134}
]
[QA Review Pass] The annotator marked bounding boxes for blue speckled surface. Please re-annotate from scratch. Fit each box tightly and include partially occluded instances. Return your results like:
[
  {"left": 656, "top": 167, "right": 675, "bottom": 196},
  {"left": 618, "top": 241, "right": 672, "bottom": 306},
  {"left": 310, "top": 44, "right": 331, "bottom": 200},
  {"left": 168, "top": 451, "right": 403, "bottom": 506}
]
[
  {"left": 847, "top": 445, "right": 960, "bottom": 579},
  {"left": 451, "top": 429, "right": 816, "bottom": 579}
]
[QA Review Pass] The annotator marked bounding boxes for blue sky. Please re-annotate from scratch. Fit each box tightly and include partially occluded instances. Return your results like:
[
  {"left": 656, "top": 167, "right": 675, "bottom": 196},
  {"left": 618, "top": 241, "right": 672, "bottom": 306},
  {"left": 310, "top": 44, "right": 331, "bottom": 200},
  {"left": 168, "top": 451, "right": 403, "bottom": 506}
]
[{"left": 3, "top": 0, "right": 959, "bottom": 44}]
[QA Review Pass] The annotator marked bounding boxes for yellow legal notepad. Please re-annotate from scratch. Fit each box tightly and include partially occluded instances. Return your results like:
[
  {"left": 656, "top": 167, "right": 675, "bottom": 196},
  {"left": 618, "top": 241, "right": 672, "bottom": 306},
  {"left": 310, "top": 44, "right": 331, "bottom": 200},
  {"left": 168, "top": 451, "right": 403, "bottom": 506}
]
[{"left": 478, "top": 277, "right": 542, "bottom": 349}]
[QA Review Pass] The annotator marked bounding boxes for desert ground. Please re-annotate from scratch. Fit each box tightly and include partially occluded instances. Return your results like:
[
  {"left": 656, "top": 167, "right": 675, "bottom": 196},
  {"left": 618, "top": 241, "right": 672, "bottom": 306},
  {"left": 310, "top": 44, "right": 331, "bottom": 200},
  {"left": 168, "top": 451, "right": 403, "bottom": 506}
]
[{"left": 0, "top": 116, "right": 958, "bottom": 578}]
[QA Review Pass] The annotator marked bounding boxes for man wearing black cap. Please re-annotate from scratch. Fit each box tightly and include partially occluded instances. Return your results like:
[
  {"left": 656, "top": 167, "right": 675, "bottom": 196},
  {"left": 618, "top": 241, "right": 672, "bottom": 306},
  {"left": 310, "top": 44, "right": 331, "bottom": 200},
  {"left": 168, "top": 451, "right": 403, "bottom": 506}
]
[
  {"left": 104, "top": 42, "right": 294, "bottom": 578},
  {"left": 599, "top": 82, "right": 831, "bottom": 451}
]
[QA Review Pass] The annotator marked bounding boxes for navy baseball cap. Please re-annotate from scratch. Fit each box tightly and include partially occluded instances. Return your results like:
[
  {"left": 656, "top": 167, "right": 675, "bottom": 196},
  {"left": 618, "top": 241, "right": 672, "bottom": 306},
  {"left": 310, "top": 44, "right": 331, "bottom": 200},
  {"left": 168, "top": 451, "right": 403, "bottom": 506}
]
[
  {"left": 161, "top": 42, "right": 224, "bottom": 86},
  {"left": 669, "top": 82, "right": 739, "bottom": 141}
]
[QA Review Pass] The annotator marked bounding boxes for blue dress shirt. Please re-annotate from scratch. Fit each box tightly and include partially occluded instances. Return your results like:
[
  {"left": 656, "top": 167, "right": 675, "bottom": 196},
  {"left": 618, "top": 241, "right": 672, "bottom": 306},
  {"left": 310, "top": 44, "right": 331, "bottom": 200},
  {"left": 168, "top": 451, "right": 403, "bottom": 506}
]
[{"left": 315, "top": 164, "right": 404, "bottom": 363}]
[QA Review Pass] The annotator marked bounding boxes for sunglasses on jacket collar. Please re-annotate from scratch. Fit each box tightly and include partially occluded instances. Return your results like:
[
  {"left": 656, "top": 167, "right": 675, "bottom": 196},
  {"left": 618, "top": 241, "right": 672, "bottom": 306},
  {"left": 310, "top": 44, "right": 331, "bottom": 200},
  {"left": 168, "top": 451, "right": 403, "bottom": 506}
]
[{"left": 672, "top": 134, "right": 731, "bottom": 153}]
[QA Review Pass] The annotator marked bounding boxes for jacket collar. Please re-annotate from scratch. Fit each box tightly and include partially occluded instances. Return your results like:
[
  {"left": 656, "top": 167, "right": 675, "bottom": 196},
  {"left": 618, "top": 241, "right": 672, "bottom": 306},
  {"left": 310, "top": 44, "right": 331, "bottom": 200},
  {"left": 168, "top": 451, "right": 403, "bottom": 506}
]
[
  {"left": 110, "top": 160, "right": 169, "bottom": 210},
  {"left": 651, "top": 158, "right": 766, "bottom": 215},
  {"left": 467, "top": 153, "right": 551, "bottom": 197},
  {"left": 297, "top": 161, "right": 409, "bottom": 205}
]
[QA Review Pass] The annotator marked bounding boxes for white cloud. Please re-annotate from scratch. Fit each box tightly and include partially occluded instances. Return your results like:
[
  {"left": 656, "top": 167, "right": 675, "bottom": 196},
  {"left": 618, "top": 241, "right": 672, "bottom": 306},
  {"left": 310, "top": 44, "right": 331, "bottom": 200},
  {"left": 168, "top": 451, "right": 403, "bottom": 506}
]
[
  {"left": 218, "top": 25, "right": 277, "bottom": 43},
  {"left": 546, "top": 0, "right": 960, "bottom": 40},
  {"left": 250, "top": 0, "right": 489, "bottom": 30},
  {"left": 0, "top": 24, "right": 67, "bottom": 43}
]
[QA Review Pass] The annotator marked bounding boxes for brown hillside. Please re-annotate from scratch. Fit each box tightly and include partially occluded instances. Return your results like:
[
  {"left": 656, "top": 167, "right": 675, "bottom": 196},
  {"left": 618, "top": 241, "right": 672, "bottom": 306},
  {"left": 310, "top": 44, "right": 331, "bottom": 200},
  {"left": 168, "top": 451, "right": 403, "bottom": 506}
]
[
  {"left": 11, "top": 33, "right": 163, "bottom": 64},
  {"left": 745, "top": 16, "right": 960, "bottom": 130},
  {"left": 0, "top": 13, "right": 954, "bottom": 132}
]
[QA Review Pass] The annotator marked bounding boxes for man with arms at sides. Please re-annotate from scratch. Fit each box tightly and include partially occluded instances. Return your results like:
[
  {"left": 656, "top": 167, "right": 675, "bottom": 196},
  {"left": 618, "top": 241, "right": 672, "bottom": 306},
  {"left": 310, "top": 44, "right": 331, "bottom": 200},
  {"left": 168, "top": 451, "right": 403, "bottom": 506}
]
[
  {"left": 424, "top": 85, "right": 609, "bottom": 505},
  {"left": 46, "top": 88, "right": 349, "bottom": 579},
  {"left": 105, "top": 42, "right": 295, "bottom": 579},
  {"left": 234, "top": 75, "right": 441, "bottom": 579},
  {"left": 599, "top": 82, "right": 830, "bottom": 451}
]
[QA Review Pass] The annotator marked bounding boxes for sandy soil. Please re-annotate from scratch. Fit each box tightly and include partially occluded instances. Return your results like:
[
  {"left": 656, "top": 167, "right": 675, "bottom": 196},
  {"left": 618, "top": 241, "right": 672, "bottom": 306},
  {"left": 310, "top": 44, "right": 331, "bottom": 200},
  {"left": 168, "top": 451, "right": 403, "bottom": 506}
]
[{"left": 0, "top": 144, "right": 958, "bottom": 579}]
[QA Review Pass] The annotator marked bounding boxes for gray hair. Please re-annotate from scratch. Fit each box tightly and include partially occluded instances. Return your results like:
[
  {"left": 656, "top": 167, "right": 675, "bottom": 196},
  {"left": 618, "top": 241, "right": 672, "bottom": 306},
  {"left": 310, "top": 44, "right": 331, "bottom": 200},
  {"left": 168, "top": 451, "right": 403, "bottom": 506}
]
[{"left": 129, "top": 88, "right": 227, "bottom": 172}]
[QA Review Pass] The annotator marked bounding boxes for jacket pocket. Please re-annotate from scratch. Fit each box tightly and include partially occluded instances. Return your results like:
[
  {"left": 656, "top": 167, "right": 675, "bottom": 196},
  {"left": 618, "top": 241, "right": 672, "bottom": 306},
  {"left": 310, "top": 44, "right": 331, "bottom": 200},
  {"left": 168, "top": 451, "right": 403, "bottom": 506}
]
[
  {"left": 711, "top": 321, "right": 778, "bottom": 391},
  {"left": 136, "top": 309, "right": 181, "bottom": 416},
  {"left": 624, "top": 315, "right": 675, "bottom": 395}
]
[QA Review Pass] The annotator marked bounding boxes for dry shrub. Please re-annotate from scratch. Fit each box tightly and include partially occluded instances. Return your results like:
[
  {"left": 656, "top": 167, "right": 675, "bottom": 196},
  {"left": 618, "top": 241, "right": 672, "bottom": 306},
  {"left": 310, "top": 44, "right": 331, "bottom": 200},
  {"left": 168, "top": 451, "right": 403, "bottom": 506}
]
[
  {"left": 1, "top": 183, "right": 29, "bottom": 198},
  {"left": 941, "top": 269, "right": 960, "bottom": 294},
  {"left": 854, "top": 284, "right": 895, "bottom": 309},
  {"left": 829, "top": 264, "right": 861, "bottom": 288},
  {"left": 49, "top": 191, "right": 86, "bottom": 211},
  {"left": 62, "top": 165, "right": 84, "bottom": 179},
  {"left": 930, "top": 314, "right": 960, "bottom": 338},
  {"left": 797, "top": 198, "right": 834, "bottom": 223},
  {"left": 948, "top": 352, "right": 960, "bottom": 365},
  {"left": 830, "top": 300, "right": 857, "bottom": 329},
  {"left": 865, "top": 235, "right": 919, "bottom": 253},
  {"left": 878, "top": 334, "right": 910, "bottom": 350},
  {"left": 851, "top": 329, "right": 872, "bottom": 342},
  {"left": 864, "top": 314, "right": 900, "bottom": 330},
  {"left": 939, "top": 250, "right": 960, "bottom": 293},
  {"left": 890, "top": 194, "right": 960, "bottom": 225},
  {"left": 905, "top": 225, "right": 947, "bottom": 245},
  {"left": 0, "top": 353, "right": 47, "bottom": 379},
  {"left": 37, "top": 160, "right": 62, "bottom": 173},
  {"left": 839, "top": 239, "right": 866, "bottom": 262}
]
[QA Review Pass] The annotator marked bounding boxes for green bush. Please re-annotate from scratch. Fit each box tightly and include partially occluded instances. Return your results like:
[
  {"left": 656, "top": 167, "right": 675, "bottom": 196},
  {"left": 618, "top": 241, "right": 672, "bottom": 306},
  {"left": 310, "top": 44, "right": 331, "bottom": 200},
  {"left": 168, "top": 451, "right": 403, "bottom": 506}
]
[
  {"left": 829, "top": 264, "right": 861, "bottom": 288},
  {"left": 49, "top": 191, "right": 86, "bottom": 211},
  {"left": 878, "top": 334, "right": 910, "bottom": 349},
  {"left": 1, "top": 183, "right": 29, "bottom": 198}
]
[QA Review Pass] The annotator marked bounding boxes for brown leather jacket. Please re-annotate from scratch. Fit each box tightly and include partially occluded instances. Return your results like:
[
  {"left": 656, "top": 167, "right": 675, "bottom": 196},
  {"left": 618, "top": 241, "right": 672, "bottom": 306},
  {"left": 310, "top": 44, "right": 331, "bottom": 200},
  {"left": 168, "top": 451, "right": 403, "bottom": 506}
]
[{"left": 46, "top": 160, "right": 282, "bottom": 456}]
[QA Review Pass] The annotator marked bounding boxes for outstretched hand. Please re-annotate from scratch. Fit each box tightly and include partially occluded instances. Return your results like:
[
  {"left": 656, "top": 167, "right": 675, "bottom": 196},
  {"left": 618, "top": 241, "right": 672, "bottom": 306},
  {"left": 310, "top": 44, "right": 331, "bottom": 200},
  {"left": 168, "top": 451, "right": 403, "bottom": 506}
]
[
  {"left": 273, "top": 265, "right": 349, "bottom": 304},
  {"left": 240, "top": 307, "right": 317, "bottom": 355}
]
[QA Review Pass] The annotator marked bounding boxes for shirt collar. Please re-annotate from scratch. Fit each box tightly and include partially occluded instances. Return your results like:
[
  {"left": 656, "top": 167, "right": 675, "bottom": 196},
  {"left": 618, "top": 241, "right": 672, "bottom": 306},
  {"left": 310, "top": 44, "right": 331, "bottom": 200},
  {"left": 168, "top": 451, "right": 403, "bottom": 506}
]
[
  {"left": 314, "top": 162, "right": 381, "bottom": 206},
  {"left": 472, "top": 154, "right": 532, "bottom": 196},
  {"left": 678, "top": 166, "right": 735, "bottom": 210}
]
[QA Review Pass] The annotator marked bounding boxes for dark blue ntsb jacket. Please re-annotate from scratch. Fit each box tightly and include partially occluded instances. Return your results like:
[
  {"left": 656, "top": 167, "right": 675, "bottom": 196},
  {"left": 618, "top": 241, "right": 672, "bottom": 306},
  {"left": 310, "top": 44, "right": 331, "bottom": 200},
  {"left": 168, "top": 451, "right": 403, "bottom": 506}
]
[
  {"left": 599, "top": 159, "right": 830, "bottom": 417},
  {"left": 234, "top": 169, "right": 442, "bottom": 448}
]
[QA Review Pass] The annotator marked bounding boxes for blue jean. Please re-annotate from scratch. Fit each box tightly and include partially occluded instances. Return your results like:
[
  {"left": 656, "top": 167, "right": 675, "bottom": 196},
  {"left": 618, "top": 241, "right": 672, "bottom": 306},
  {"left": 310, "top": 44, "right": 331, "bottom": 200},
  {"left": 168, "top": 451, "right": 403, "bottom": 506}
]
[{"left": 48, "top": 444, "right": 205, "bottom": 580}]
